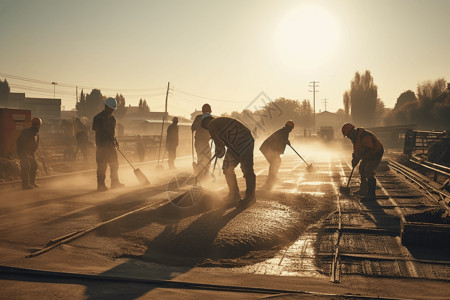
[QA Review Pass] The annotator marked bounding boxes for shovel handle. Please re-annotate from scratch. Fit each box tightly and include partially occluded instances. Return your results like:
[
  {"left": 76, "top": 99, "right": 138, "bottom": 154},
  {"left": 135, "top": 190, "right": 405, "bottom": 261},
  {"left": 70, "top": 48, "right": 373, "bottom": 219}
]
[
  {"left": 288, "top": 144, "right": 310, "bottom": 166},
  {"left": 116, "top": 146, "right": 136, "bottom": 171},
  {"left": 346, "top": 165, "right": 356, "bottom": 188}
]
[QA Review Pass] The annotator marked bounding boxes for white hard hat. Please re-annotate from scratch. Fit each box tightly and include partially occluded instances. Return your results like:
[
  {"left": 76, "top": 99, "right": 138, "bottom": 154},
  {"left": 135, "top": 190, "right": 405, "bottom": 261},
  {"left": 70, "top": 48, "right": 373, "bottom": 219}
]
[{"left": 105, "top": 97, "right": 117, "bottom": 110}]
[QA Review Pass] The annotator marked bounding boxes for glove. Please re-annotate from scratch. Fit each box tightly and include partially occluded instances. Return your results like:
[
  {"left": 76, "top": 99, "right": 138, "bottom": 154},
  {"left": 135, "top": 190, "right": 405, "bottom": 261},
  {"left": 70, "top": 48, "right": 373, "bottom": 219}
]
[
  {"left": 114, "top": 138, "right": 119, "bottom": 148},
  {"left": 215, "top": 147, "right": 225, "bottom": 158},
  {"left": 351, "top": 157, "right": 359, "bottom": 168}
]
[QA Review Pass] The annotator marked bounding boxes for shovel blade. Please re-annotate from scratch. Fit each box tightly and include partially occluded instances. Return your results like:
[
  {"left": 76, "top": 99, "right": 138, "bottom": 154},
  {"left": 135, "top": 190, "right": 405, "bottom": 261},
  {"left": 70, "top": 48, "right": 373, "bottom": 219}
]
[{"left": 134, "top": 168, "right": 150, "bottom": 185}]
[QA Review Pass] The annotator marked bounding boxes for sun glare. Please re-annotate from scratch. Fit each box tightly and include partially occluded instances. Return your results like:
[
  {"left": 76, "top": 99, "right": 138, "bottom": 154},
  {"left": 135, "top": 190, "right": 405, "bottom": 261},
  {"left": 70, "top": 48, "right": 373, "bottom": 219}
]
[{"left": 274, "top": 5, "right": 340, "bottom": 69}]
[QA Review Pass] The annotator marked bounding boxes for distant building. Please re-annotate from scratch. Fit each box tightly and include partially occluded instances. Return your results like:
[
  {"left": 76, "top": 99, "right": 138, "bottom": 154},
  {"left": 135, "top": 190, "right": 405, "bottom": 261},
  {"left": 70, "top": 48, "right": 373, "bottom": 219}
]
[
  {"left": 7, "top": 92, "right": 61, "bottom": 119},
  {"left": 190, "top": 109, "right": 202, "bottom": 120},
  {"left": 315, "top": 111, "right": 342, "bottom": 137}
]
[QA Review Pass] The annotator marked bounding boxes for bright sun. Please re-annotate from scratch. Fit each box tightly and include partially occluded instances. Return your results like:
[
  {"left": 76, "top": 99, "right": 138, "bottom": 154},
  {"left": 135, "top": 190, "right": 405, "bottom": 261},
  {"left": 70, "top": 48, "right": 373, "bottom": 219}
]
[{"left": 274, "top": 5, "right": 340, "bottom": 69}]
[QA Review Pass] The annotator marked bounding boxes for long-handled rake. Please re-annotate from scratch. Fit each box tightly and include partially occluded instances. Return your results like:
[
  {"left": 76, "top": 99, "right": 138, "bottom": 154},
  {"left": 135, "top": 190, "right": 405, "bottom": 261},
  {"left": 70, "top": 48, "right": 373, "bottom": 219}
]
[
  {"left": 116, "top": 146, "right": 150, "bottom": 185},
  {"left": 339, "top": 165, "right": 355, "bottom": 195},
  {"left": 169, "top": 155, "right": 216, "bottom": 209},
  {"left": 288, "top": 144, "right": 313, "bottom": 172}
]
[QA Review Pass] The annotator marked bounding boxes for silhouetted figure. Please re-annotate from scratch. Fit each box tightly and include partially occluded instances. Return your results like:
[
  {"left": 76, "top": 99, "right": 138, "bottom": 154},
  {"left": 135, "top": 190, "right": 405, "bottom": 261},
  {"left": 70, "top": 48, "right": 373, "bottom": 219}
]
[
  {"left": 191, "top": 104, "right": 212, "bottom": 180},
  {"left": 201, "top": 115, "right": 256, "bottom": 208},
  {"left": 342, "top": 123, "right": 384, "bottom": 201},
  {"left": 17, "top": 117, "right": 41, "bottom": 190},
  {"left": 166, "top": 117, "right": 179, "bottom": 169},
  {"left": 260, "top": 120, "right": 294, "bottom": 190},
  {"left": 92, "top": 97, "right": 124, "bottom": 191},
  {"left": 135, "top": 135, "right": 146, "bottom": 162}
]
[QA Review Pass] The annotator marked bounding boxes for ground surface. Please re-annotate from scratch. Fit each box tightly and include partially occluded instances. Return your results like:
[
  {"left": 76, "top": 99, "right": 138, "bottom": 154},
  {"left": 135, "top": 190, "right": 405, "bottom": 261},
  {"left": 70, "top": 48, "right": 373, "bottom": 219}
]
[{"left": 0, "top": 142, "right": 449, "bottom": 299}]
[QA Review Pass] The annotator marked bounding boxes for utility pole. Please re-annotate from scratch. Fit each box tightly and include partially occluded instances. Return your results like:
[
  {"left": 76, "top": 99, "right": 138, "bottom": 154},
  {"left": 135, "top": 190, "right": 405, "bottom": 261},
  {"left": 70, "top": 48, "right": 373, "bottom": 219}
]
[
  {"left": 157, "top": 82, "right": 170, "bottom": 167},
  {"left": 52, "top": 82, "right": 57, "bottom": 98},
  {"left": 309, "top": 81, "right": 319, "bottom": 132},
  {"left": 322, "top": 98, "right": 328, "bottom": 112}
]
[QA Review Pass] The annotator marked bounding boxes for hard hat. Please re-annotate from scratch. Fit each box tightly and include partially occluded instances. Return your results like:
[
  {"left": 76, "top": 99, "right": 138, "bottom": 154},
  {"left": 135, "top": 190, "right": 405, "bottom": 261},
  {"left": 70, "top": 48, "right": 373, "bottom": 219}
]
[
  {"left": 285, "top": 120, "right": 294, "bottom": 128},
  {"left": 31, "top": 117, "right": 42, "bottom": 127},
  {"left": 202, "top": 103, "right": 212, "bottom": 113},
  {"left": 105, "top": 97, "right": 117, "bottom": 110},
  {"left": 341, "top": 123, "right": 355, "bottom": 136},
  {"left": 173, "top": 117, "right": 179, "bottom": 122}
]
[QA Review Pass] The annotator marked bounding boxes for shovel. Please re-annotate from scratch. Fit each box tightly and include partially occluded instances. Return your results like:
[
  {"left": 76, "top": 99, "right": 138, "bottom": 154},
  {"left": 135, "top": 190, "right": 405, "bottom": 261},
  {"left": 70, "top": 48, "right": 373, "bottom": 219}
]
[
  {"left": 288, "top": 144, "right": 313, "bottom": 172},
  {"left": 116, "top": 146, "right": 150, "bottom": 185},
  {"left": 169, "top": 155, "right": 216, "bottom": 209},
  {"left": 339, "top": 165, "right": 355, "bottom": 195},
  {"left": 191, "top": 131, "right": 198, "bottom": 174}
]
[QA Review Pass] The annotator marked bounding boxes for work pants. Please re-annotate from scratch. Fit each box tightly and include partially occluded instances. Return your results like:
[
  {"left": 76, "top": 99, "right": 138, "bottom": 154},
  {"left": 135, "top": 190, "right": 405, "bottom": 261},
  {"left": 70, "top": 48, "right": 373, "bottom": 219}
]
[
  {"left": 263, "top": 151, "right": 281, "bottom": 187},
  {"left": 195, "top": 138, "right": 211, "bottom": 177},
  {"left": 167, "top": 147, "right": 177, "bottom": 169},
  {"left": 19, "top": 153, "right": 38, "bottom": 187},
  {"left": 96, "top": 146, "right": 119, "bottom": 184}
]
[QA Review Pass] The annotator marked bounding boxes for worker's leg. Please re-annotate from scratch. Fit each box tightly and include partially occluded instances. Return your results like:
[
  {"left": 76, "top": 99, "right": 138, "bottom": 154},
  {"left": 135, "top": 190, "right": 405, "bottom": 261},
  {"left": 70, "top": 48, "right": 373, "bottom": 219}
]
[
  {"left": 264, "top": 154, "right": 281, "bottom": 190},
  {"left": 96, "top": 147, "right": 108, "bottom": 191},
  {"left": 168, "top": 149, "right": 176, "bottom": 169},
  {"left": 19, "top": 154, "right": 32, "bottom": 190},
  {"left": 239, "top": 140, "right": 256, "bottom": 207},
  {"left": 362, "top": 157, "right": 382, "bottom": 201},
  {"left": 109, "top": 147, "right": 124, "bottom": 188},
  {"left": 28, "top": 154, "right": 39, "bottom": 187},
  {"left": 355, "top": 161, "right": 368, "bottom": 196},
  {"left": 222, "top": 150, "right": 240, "bottom": 203}
]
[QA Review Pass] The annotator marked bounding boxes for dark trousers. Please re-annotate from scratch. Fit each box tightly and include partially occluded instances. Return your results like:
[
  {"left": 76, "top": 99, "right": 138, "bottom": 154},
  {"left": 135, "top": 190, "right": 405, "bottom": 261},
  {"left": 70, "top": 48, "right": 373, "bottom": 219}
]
[
  {"left": 19, "top": 153, "right": 38, "bottom": 187},
  {"left": 96, "top": 146, "right": 119, "bottom": 184},
  {"left": 168, "top": 148, "right": 177, "bottom": 169}
]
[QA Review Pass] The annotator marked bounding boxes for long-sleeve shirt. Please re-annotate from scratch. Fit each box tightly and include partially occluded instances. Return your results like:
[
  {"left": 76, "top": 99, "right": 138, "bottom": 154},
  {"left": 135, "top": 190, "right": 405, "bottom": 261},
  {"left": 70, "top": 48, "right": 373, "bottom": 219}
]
[
  {"left": 259, "top": 127, "right": 290, "bottom": 156},
  {"left": 351, "top": 128, "right": 384, "bottom": 161},
  {"left": 191, "top": 114, "right": 210, "bottom": 141},
  {"left": 207, "top": 117, "right": 254, "bottom": 156},
  {"left": 166, "top": 123, "right": 179, "bottom": 149},
  {"left": 92, "top": 110, "right": 116, "bottom": 148},
  {"left": 16, "top": 127, "right": 39, "bottom": 156}
]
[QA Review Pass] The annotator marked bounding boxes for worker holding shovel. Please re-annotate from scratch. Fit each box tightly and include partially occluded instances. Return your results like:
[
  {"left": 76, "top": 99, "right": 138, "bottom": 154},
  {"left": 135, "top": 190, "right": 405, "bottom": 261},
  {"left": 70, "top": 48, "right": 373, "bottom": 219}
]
[
  {"left": 342, "top": 123, "right": 384, "bottom": 201},
  {"left": 259, "top": 120, "right": 294, "bottom": 190},
  {"left": 92, "top": 97, "right": 125, "bottom": 192}
]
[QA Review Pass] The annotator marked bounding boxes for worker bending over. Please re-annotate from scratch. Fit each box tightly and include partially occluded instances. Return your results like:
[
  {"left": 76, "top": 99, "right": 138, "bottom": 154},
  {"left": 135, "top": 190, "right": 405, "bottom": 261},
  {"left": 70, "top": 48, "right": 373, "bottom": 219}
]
[
  {"left": 201, "top": 114, "right": 256, "bottom": 207},
  {"left": 342, "top": 123, "right": 384, "bottom": 201},
  {"left": 259, "top": 120, "right": 294, "bottom": 190}
]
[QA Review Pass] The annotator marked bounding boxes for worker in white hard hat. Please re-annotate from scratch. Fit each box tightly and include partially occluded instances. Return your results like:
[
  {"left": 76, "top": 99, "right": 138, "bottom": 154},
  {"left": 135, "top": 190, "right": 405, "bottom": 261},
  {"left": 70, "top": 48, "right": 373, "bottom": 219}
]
[
  {"left": 16, "top": 117, "right": 42, "bottom": 190},
  {"left": 259, "top": 120, "right": 294, "bottom": 190},
  {"left": 92, "top": 97, "right": 124, "bottom": 191}
]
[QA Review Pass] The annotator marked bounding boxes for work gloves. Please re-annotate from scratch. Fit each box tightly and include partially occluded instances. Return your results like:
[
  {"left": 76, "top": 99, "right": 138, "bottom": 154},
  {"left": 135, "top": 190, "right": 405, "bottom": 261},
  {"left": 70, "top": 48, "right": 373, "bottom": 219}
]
[
  {"left": 215, "top": 147, "right": 225, "bottom": 158},
  {"left": 114, "top": 138, "right": 120, "bottom": 148},
  {"left": 351, "top": 155, "right": 360, "bottom": 168}
]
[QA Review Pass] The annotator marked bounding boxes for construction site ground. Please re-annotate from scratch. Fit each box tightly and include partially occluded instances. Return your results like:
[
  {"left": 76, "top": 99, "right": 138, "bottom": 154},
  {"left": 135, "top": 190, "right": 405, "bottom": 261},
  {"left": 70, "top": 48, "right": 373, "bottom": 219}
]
[{"left": 0, "top": 141, "right": 449, "bottom": 299}]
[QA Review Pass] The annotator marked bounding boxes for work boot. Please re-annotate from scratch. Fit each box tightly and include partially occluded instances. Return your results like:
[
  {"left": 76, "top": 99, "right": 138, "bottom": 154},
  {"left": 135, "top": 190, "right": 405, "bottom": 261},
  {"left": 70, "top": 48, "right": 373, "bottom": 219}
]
[
  {"left": 353, "top": 178, "right": 367, "bottom": 196},
  {"left": 97, "top": 180, "right": 108, "bottom": 192},
  {"left": 22, "top": 184, "right": 34, "bottom": 190},
  {"left": 239, "top": 175, "right": 256, "bottom": 208},
  {"left": 30, "top": 182, "right": 40, "bottom": 188},
  {"left": 111, "top": 180, "right": 125, "bottom": 189},
  {"left": 361, "top": 178, "right": 376, "bottom": 201}
]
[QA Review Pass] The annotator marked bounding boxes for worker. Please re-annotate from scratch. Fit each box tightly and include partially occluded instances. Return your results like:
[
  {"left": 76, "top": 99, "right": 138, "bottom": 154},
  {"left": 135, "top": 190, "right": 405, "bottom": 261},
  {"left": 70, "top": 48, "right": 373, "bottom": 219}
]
[
  {"left": 16, "top": 117, "right": 42, "bottom": 190},
  {"left": 135, "top": 135, "right": 146, "bottom": 162},
  {"left": 191, "top": 104, "right": 212, "bottom": 180},
  {"left": 166, "top": 117, "right": 179, "bottom": 169},
  {"left": 259, "top": 120, "right": 294, "bottom": 190},
  {"left": 201, "top": 114, "right": 256, "bottom": 207},
  {"left": 92, "top": 97, "right": 124, "bottom": 191},
  {"left": 342, "top": 123, "right": 384, "bottom": 201}
]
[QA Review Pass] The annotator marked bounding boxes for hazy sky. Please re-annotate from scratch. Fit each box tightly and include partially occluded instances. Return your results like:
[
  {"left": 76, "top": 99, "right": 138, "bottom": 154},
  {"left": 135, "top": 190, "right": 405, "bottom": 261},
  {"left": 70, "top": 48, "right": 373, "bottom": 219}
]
[{"left": 0, "top": 0, "right": 449, "bottom": 118}]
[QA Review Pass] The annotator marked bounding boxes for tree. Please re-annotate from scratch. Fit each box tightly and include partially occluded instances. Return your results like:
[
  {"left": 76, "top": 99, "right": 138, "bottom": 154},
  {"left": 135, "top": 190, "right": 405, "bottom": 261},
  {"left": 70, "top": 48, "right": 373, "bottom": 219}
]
[
  {"left": 343, "top": 91, "right": 350, "bottom": 119},
  {"left": 394, "top": 90, "right": 416, "bottom": 110},
  {"left": 76, "top": 89, "right": 87, "bottom": 118},
  {"left": 0, "top": 79, "right": 10, "bottom": 107},
  {"left": 348, "top": 70, "right": 378, "bottom": 127},
  {"left": 115, "top": 93, "right": 127, "bottom": 119},
  {"left": 85, "top": 89, "right": 105, "bottom": 120},
  {"left": 142, "top": 99, "right": 149, "bottom": 112}
]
